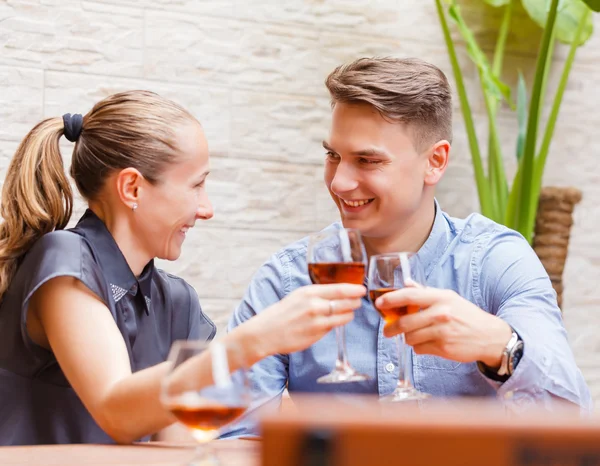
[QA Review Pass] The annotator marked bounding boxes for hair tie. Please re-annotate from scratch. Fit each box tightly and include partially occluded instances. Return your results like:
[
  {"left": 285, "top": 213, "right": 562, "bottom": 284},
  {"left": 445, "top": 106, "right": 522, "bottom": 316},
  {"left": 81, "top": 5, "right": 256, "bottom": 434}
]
[{"left": 62, "top": 113, "right": 83, "bottom": 142}]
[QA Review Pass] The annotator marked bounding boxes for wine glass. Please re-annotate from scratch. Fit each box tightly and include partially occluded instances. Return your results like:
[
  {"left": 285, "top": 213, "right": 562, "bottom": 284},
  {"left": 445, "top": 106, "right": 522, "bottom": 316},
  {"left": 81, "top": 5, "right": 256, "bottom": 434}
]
[
  {"left": 368, "top": 252, "right": 430, "bottom": 401},
  {"left": 307, "top": 227, "right": 369, "bottom": 384},
  {"left": 161, "top": 340, "right": 250, "bottom": 465}
]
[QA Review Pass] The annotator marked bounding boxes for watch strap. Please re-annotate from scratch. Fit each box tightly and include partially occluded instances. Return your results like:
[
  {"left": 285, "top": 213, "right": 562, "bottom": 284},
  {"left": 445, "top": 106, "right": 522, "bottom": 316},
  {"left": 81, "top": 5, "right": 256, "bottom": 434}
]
[{"left": 477, "top": 330, "right": 521, "bottom": 383}]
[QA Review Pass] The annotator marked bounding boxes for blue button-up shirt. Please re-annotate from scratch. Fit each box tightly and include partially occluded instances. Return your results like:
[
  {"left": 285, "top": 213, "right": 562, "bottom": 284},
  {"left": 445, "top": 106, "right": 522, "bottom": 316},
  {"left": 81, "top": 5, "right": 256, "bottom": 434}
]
[{"left": 226, "top": 203, "right": 591, "bottom": 436}]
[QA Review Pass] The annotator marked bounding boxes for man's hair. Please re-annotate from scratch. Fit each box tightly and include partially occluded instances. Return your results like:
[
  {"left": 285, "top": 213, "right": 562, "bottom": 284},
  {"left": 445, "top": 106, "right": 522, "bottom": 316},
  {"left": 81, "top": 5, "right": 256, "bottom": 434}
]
[{"left": 325, "top": 57, "right": 453, "bottom": 151}]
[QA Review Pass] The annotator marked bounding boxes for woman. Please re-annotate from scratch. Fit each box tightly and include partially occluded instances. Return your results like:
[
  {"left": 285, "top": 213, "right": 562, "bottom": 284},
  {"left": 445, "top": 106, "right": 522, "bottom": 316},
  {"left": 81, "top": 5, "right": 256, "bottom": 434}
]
[{"left": 0, "top": 90, "right": 365, "bottom": 445}]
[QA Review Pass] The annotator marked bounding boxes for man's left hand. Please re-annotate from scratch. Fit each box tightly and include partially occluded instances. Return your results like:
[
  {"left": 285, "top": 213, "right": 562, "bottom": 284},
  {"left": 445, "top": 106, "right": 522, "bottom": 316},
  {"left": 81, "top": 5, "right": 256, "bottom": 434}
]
[{"left": 376, "top": 287, "right": 513, "bottom": 368}]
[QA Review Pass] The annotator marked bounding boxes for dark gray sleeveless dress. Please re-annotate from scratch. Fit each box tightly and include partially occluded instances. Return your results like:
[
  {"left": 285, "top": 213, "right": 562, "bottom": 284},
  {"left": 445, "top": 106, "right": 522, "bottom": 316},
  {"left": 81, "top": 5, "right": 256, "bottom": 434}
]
[{"left": 0, "top": 209, "right": 215, "bottom": 445}]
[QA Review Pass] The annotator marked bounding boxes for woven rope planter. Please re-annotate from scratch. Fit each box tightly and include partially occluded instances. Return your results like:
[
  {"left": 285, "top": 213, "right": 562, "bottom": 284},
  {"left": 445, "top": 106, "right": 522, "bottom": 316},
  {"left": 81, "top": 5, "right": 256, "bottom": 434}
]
[{"left": 532, "top": 187, "right": 582, "bottom": 309}]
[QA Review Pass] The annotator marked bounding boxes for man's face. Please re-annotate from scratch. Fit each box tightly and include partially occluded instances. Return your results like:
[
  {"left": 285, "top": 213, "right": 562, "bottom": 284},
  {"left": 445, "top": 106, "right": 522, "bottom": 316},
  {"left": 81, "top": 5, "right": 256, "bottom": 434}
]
[{"left": 323, "top": 102, "right": 432, "bottom": 240}]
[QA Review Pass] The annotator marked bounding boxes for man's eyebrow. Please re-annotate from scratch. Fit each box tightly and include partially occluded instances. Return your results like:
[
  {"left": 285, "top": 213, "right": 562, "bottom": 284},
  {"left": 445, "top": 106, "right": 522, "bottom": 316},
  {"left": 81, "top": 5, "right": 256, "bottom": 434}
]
[
  {"left": 323, "top": 141, "right": 390, "bottom": 158},
  {"left": 350, "top": 148, "right": 390, "bottom": 158}
]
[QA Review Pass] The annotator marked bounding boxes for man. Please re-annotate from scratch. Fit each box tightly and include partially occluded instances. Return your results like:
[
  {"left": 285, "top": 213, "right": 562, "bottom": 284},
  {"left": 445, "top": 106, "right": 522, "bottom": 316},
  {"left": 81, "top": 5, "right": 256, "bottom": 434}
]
[{"left": 227, "top": 57, "right": 591, "bottom": 434}]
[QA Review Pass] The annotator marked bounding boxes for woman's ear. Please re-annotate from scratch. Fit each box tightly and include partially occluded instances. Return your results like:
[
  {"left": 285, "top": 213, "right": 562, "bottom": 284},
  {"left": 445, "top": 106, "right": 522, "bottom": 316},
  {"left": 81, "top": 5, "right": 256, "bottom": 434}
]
[{"left": 115, "top": 167, "right": 144, "bottom": 210}]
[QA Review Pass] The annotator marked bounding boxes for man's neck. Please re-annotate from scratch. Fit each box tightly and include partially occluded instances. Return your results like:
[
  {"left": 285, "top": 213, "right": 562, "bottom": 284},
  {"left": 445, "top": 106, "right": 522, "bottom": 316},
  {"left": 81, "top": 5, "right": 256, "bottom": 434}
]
[{"left": 363, "top": 200, "right": 436, "bottom": 257}]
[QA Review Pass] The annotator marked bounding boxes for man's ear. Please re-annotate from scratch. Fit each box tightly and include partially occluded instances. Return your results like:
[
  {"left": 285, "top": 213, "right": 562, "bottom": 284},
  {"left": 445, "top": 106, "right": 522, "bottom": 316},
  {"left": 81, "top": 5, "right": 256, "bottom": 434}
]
[{"left": 424, "top": 140, "right": 450, "bottom": 186}]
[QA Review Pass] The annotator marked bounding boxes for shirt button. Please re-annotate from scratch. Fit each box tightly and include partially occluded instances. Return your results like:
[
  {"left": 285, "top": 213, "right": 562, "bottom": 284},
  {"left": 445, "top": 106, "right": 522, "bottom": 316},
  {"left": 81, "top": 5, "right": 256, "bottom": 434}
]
[{"left": 385, "top": 363, "right": 395, "bottom": 373}]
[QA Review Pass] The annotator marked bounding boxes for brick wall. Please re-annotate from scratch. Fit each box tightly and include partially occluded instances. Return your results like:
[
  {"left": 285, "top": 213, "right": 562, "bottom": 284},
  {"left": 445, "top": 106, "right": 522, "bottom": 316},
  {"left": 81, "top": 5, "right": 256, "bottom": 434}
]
[{"left": 1, "top": 0, "right": 598, "bottom": 402}]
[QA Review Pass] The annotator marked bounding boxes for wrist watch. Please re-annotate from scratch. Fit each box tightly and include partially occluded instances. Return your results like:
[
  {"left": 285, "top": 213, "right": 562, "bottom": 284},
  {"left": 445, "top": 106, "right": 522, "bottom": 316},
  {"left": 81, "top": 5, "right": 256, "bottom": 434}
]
[
  {"left": 497, "top": 330, "right": 524, "bottom": 376},
  {"left": 478, "top": 330, "right": 524, "bottom": 382}
]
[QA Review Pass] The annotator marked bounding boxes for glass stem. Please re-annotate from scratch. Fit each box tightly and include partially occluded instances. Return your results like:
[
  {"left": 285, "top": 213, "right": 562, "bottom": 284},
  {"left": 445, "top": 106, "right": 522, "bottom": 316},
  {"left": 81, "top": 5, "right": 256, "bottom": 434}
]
[
  {"left": 396, "top": 334, "right": 410, "bottom": 389},
  {"left": 335, "top": 326, "right": 349, "bottom": 370},
  {"left": 193, "top": 441, "right": 220, "bottom": 466}
]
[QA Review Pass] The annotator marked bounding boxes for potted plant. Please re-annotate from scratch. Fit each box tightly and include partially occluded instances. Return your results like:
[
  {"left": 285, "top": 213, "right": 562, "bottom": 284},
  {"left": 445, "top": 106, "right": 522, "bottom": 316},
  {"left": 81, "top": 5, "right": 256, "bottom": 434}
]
[{"left": 435, "top": 0, "right": 600, "bottom": 307}]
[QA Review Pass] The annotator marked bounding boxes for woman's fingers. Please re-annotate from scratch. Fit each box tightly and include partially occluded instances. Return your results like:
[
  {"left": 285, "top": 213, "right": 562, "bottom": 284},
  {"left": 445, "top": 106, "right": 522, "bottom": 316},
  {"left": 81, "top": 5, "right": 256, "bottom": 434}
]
[
  {"left": 302, "top": 283, "right": 366, "bottom": 300},
  {"left": 314, "top": 311, "right": 355, "bottom": 332},
  {"left": 328, "top": 298, "right": 363, "bottom": 314}
]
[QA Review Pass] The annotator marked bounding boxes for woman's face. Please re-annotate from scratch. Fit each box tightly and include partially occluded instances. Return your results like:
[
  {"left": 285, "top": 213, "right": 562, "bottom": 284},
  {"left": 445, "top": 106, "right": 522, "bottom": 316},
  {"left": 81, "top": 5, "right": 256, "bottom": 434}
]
[{"left": 136, "top": 121, "right": 213, "bottom": 261}]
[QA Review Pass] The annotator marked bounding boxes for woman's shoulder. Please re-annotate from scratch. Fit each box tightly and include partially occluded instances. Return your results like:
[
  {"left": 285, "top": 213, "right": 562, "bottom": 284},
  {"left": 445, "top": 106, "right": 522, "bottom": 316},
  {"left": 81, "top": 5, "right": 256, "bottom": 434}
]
[
  {"left": 152, "top": 269, "right": 199, "bottom": 301},
  {"left": 14, "top": 229, "right": 108, "bottom": 301},
  {"left": 152, "top": 269, "right": 216, "bottom": 340},
  {"left": 23, "top": 230, "right": 91, "bottom": 271},
  {"left": 27, "top": 230, "right": 86, "bottom": 256}
]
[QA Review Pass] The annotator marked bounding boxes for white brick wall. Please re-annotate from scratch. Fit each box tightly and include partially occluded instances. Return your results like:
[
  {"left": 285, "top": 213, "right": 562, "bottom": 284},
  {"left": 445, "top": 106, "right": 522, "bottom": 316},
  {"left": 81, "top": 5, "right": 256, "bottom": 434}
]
[{"left": 1, "top": 0, "right": 598, "bottom": 403}]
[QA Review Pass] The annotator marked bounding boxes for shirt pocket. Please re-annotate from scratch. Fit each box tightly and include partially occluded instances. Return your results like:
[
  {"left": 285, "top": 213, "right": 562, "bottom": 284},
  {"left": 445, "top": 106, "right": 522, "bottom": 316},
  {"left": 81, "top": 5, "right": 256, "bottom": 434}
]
[{"left": 414, "top": 354, "right": 462, "bottom": 371}]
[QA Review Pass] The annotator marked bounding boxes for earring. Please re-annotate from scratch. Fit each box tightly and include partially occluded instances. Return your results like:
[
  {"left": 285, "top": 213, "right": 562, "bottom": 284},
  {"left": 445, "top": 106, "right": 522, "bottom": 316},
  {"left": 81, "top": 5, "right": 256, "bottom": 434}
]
[{"left": 132, "top": 203, "right": 138, "bottom": 212}]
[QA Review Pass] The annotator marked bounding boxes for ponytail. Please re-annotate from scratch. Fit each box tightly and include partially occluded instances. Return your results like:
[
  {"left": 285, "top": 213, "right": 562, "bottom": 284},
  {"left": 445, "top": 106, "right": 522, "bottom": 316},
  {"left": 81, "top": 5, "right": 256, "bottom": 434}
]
[{"left": 0, "top": 117, "right": 73, "bottom": 301}]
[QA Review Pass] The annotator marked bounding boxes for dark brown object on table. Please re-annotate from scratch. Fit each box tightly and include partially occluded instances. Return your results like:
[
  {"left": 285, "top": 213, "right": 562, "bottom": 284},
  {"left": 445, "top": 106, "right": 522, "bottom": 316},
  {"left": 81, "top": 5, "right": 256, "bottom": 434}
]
[{"left": 262, "top": 394, "right": 596, "bottom": 466}]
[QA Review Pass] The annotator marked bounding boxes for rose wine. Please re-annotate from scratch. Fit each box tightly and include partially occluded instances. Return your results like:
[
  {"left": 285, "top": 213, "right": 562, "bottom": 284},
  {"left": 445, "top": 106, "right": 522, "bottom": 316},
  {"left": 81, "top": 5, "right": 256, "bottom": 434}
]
[
  {"left": 170, "top": 404, "right": 246, "bottom": 432},
  {"left": 308, "top": 262, "right": 365, "bottom": 285},
  {"left": 369, "top": 287, "right": 419, "bottom": 324}
]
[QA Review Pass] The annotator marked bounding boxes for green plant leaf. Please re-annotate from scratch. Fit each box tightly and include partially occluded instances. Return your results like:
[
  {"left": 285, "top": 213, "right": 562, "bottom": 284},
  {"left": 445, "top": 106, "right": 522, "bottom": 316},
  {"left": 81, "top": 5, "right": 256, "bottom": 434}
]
[
  {"left": 522, "top": 0, "right": 594, "bottom": 45},
  {"left": 492, "top": 0, "right": 514, "bottom": 77},
  {"left": 515, "top": 72, "right": 528, "bottom": 162},
  {"left": 436, "top": 0, "right": 495, "bottom": 219},
  {"left": 487, "top": 118, "right": 509, "bottom": 218},
  {"left": 483, "top": 0, "right": 511, "bottom": 6},
  {"left": 504, "top": 161, "right": 523, "bottom": 229},
  {"left": 581, "top": 0, "right": 600, "bottom": 12},
  {"left": 517, "top": 0, "right": 560, "bottom": 243},
  {"left": 448, "top": 3, "right": 513, "bottom": 107},
  {"left": 530, "top": 7, "right": 590, "bottom": 227}
]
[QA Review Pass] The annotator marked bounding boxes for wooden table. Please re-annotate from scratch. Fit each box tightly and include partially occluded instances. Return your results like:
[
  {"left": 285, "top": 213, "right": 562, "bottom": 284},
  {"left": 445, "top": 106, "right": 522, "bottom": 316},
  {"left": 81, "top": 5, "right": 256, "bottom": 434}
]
[{"left": 0, "top": 439, "right": 259, "bottom": 466}]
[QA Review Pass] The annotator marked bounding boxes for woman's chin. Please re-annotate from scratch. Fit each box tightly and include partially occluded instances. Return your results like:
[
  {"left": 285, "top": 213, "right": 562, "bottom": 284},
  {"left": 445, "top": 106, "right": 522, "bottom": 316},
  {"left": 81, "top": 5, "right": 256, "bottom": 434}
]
[{"left": 158, "top": 247, "right": 182, "bottom": 262}]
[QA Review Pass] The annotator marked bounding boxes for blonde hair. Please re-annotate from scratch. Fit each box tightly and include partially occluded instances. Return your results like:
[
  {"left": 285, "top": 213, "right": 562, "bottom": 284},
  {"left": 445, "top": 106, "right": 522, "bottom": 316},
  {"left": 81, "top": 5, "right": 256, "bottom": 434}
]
[
  {"left": 325, "top": 57, "right": 453, "bottom": 151},
  {"left": 0, "top": 90, "right": 197, "bottom": 301}
]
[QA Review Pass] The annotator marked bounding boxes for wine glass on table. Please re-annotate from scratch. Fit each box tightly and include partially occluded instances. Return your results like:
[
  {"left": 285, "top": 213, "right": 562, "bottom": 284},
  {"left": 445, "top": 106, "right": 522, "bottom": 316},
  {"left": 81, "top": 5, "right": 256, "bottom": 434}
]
[
  {"left": 161, "top": 340, "right": 250, "bottom": 465},
  {"left": 368, "top": 252, "right": 430, "bottom": 401},
  {"left": 307, "top": 227, "right": 369, "bottom": 384}
]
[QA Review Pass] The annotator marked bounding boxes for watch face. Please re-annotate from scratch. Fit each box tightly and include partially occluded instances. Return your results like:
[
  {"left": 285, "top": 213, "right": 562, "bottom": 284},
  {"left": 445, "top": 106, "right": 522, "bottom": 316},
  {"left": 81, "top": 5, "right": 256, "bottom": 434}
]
[{"left": 510, "top": 342, "right": 524, "bottom": 374}]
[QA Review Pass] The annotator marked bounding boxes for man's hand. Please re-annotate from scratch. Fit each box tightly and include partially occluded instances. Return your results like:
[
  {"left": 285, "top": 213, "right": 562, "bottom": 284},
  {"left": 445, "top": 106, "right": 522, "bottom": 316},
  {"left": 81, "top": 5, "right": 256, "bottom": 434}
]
[{"left": 375, "top": 287, "right": 513, "bottom": 368}]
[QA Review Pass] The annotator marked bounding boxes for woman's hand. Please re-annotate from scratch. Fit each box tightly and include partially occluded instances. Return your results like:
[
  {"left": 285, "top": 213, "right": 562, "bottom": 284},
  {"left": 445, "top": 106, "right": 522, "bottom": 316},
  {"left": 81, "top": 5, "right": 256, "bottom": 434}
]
[{"left": 236, "top": 284, "right": 366, "bottom": 364}]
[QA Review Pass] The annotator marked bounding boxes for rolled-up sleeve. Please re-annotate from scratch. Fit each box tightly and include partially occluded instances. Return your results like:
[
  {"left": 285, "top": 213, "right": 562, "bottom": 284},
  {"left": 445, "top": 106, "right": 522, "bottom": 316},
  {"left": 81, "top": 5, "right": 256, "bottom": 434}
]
[
  {"left": 475, "top": 229, "right": 592, "bottom": 412},
  {"left": 221, "top": 252, "right": 291, "bottom": 437}
]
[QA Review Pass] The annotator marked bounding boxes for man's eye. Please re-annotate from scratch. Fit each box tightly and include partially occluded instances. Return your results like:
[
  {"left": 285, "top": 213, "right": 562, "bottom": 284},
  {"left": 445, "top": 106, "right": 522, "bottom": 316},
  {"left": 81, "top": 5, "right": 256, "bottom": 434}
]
[{"left": 359, "top": 158, "right": 381, "bottom": 165}]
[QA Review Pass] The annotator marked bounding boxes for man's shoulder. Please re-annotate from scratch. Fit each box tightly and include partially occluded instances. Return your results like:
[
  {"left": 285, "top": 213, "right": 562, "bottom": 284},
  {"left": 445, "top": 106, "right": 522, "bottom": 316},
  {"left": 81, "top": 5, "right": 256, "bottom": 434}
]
[
  {"left": 439, "top": 208, "right": 539, "bottom": 281},
  {"left": 441, "top": 209, "right": 526, "bottom": 247},
  {"left": 272, "top": 221, "right": 342, "bottom": 266},
  {"left": 252, "top": 222, "right": 342, "bottom": 294}
]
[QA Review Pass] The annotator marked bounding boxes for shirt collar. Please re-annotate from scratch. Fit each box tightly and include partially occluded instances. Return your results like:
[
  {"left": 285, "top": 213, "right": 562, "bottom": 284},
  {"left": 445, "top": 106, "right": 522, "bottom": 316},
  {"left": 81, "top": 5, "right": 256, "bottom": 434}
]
[
  {"left": 416, "top": 199, "right": 451, "bottom": 280},
  {"left": 70, "top": 209, "right": 153, "bottom": 315},
  {"left": 329, "top": 199, "right": 450, "bottom": 283}
]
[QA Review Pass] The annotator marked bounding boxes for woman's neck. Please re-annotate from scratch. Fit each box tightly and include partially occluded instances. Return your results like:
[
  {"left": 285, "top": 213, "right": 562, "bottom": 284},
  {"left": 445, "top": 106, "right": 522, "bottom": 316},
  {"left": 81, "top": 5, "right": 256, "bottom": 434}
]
[{"left": 88, "top": 202, "right": 151, "bottom": 277}]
